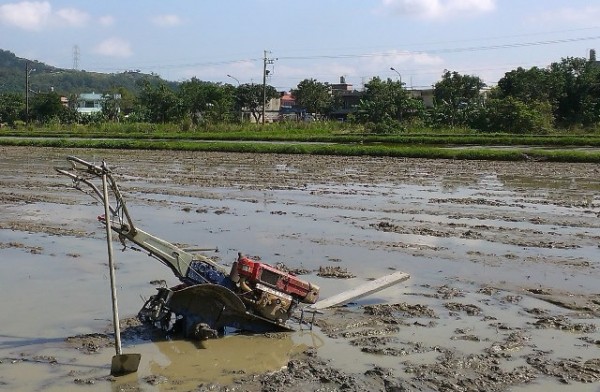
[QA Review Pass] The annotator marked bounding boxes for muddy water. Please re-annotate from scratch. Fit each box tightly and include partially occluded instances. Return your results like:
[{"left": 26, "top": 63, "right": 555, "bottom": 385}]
[{"left": 1, "top": 147, "right": 600, "bottom": 391}]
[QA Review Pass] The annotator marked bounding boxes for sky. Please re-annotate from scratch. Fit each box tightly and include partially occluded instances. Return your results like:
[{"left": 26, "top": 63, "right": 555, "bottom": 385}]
[{"left": 1, "top": 0, "right": 600, "bottom": 91}]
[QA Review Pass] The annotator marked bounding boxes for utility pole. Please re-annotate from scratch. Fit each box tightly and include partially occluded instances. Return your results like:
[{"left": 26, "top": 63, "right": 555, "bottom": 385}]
[
  {"left": 25, "top": 61, "right": 29, "bottom": 125},
  {"left": 390, "top": 67, "right": 403, "bottom": 122},
  {"left": 25, "top": 62, "right": 37, "bottom": 125},
  {"left": 227, "top": 74, "right": 243, "bottom": 122},
  {"left": 25, "top": 62, "right": 30, "bottom": 125},
  {"left": 262, "top": 50, "right": 275, "bottom": 125}
]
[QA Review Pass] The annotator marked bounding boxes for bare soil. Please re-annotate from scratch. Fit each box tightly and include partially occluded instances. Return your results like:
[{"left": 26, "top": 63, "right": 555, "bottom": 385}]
[{"left": 1, "top": 146, "right": 600, "bottom": 391}]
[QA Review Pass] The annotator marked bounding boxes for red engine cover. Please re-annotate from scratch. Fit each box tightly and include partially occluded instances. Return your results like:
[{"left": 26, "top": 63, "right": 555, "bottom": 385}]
[{"left": 237, "top": 256, "right": 319, "bottom": 304}]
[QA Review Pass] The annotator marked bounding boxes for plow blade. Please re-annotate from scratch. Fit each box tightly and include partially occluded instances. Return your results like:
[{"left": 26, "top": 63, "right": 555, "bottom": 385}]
[
  {"left": 111, "top": 353, "right": 141, "bottom": 377},
  {"left": 310, "top": 270, "right": 410, "bottom": 310}
]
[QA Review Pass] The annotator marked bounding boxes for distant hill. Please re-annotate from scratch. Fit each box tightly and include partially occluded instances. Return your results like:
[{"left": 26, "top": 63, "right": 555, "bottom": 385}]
[{"left": 0, "top": 49, "right": 177, "bottom": 96}]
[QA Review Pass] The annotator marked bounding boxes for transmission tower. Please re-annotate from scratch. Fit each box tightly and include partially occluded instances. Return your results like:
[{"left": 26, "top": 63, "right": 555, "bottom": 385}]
[{"left": 72, "top": 45, "right": 80, "bottom": 70}]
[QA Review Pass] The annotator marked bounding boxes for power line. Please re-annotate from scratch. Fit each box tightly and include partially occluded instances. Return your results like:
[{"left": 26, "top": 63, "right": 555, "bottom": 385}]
[
  {"left": 91, "top": 34, "right": 600, "bottom": 75},
  {"left": 92, "top": 58, "right": 260, "bottom": 73},
  {"left": 348, "top": 25, "right": 600, "bottom": 53},
  {"left": 276, "top": 35, "right": 600, "bottom": 61}
]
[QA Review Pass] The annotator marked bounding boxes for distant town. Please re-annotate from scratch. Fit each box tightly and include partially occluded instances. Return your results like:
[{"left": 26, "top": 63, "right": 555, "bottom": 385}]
[{"left": 1, "top": 49, "right": 600, "bottom": 134}]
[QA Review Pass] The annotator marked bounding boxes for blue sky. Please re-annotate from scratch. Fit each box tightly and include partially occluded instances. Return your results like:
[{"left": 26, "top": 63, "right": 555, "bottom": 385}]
[{"left": 1, "top": 0, "right": 599, "bottom": 91}]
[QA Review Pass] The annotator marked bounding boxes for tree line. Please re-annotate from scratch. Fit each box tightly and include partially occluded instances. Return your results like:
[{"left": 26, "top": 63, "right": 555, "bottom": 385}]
[{"left": 1, "top": 55, "right": 599, "bottom": 133}]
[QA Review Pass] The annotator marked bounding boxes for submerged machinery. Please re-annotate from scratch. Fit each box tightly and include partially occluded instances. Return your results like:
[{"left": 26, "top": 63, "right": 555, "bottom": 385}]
[{"left": 57, "top": 156, "right": 320, "bottom": 339}]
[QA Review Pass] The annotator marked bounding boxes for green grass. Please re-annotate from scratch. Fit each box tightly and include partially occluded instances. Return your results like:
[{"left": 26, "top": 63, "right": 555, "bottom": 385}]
[
  {"left": 2, "top": 136, "right": 600, "bottom": 163},
  {"left": 3, "top": 121, "right": 600, "bottom": 162},
  {"left": 5, "top": 122, "right": 600, "bottom": 147}
]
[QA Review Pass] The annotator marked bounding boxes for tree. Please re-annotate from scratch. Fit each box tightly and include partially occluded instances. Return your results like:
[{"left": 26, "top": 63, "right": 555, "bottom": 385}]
[
  {"left": 355, "top": 77, "right": 414, "bottom": 129},
  {"left": 0, "top": 93, "right": 24, "bottom": 125},
  {"left": 235, "top": 83, "right": 278, "bottom": 123},
  {"left": 291, "top": 79, "right": 332, "bottom": 118},
  {"left": 101, "top": 93, "right": 121, "bottom": 121},
  {"left": 29, "top": 92, "right": 68, "bottom": 123},
  {"left": 548, "top": 56, "right": 600, "bottom": 126},
  {"left": 113, "top": 87, "right": 136, "bottom": 116},
  {"left": 179, "top": 78, "right": 235, "bottom": 124},
  {"left": 205, "top": 84, "right": 237, "bottom": 123},
  {"left": 138, "top": 81, "right": 183, "bottom": 123},
  {"left": 496, "top": 57, "right": 600, "bottom": 128},
  {"left": 472, "top": 97, "right": 553, "bottom": 133},
  {"left": 496, "top": 66, "right": 551, "bottom": 104},
  {"left": 433, "top": 70, "right": 486, "bottom": 127},
  {"left": 580, "top": 70, "right": 600, "bottom": 125}
]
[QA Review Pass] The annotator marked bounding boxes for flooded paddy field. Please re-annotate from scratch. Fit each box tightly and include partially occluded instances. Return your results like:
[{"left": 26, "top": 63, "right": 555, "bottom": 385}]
[{"left": 1, "top": 146, "right": 600, "bottom": 391}]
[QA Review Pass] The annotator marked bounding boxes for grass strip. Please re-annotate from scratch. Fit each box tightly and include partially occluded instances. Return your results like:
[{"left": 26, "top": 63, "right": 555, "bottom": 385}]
[
  {"left": 2, "top": 137, "right": 600, "bottom": 162},
  {"left": 4, "top": 128, "right": 600, "bottom": 147}
]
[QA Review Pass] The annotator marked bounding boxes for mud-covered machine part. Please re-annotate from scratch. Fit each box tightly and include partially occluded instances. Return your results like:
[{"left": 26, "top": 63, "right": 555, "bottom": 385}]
[
  {"left": 56, "top": 156, "right": 320, "bottom": 338},
  {"left": 138, "top": 253, "right": 321, "bottom": 338}
]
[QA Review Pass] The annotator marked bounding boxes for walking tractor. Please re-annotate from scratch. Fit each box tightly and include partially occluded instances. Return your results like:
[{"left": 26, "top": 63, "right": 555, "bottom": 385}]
[{"left": 56, "top": 156, "right": 409, "bottom": 340}]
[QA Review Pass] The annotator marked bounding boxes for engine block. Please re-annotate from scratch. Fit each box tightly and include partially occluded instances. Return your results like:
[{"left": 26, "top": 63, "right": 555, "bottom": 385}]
[{"left": 236, "top": 255, "right": 320, "bottom": 304}]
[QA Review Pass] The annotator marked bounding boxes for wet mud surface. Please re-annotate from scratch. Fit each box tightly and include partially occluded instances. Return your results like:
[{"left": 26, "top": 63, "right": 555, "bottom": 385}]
[{"left": 1, "top": 147, "right": 600, "bottom": 391}]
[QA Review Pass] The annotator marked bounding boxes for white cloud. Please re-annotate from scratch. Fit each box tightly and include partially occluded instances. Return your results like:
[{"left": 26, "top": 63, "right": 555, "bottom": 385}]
[
  {"left": 368, "top": 50, "right": 444, "bottom": 67},
  {"left": 56, "top": 8, "right": 89, "bottom": 26},
  {"left": 98, "top": 15, "right": 115, "bottom": 27},
  {"left": 380, "top": 0, "right": 496, "bottom": 19},
  {"left": 0, "top": 1, "right": 51, "bottom": 31},
  {"left": 94, "top": 37, "right": 132, "bottom": 58},
  {"left": 151, "top": 14, "right": 182, "bottom": 27},
  {"left": 350, "top": 50, "right": 444, "bottom": 86},
  {"left": 536, "top": 6, "right": 600, "bottom": 24},
  {"left": 0, "top": 1, "right": 90, "bottom": 30}
]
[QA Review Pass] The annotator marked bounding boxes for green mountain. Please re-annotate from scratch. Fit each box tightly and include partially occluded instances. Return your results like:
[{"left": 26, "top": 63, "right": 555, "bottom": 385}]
[{"left": 0, "top": 49, "right": 176, "bottom": 96}]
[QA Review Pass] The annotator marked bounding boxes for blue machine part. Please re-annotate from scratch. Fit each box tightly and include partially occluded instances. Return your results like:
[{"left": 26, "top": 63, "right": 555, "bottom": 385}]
[{"left": 186, "top": 260, "right": 233, "bottom": 288}]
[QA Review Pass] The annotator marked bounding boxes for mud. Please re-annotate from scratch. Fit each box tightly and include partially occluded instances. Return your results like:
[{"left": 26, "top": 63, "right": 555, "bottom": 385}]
[{"left": 1, "top": 146, "right": 600, "bottom": 391}]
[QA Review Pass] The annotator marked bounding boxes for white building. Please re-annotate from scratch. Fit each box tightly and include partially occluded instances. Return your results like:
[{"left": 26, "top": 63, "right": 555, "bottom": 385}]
[{"left": 76, "top": 93, "right": 121, "bottom": 115}]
